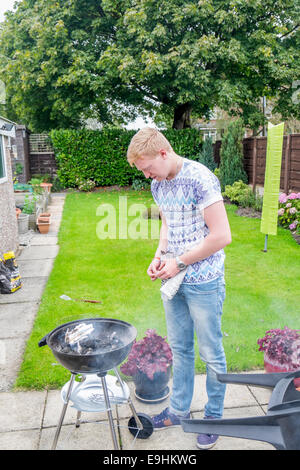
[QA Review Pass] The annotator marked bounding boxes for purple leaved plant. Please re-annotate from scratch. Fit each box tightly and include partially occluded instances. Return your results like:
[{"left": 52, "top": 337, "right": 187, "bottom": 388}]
[
  {"left": 120, "top": 329, "right": 173, "bottom": 380},
  {"left": 257, "top": 327, "right": 300, "bottom": 369}
]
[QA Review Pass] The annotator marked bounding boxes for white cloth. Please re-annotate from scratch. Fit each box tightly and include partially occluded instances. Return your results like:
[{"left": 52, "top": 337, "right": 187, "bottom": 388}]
[{"left": 159, "top": 252, "right": 187, "bottom": 301}]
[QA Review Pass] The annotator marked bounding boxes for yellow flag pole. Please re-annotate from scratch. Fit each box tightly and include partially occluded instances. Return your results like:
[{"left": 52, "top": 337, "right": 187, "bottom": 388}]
[{"left": 260, "top": 122, "right": 284, "bottom": 251}]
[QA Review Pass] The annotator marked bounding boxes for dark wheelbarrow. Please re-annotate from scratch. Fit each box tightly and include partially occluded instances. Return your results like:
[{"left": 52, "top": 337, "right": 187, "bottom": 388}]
[{"left": 181, "top": 370, "right": 300, "bottom": 450}]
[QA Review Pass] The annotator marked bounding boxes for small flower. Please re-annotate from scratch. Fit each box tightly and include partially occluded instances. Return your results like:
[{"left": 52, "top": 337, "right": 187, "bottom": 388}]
[
  {"left": 279, "top": 193, "right": 288, "bottom": 203},
  {"left": 287, "top": 193, "right": 298, "bottom": 200},
  {"left": 286, "top": 202, "right": 292, "bottom": 208},
  {"left": 278, "top": 208, "right": 285, "bottom": 216},
  {"left": 289, "top": 222, "right": 297, "bottom": 230},
  {"left": 289, "top": 207, "right": 297, "bottom": 214}
]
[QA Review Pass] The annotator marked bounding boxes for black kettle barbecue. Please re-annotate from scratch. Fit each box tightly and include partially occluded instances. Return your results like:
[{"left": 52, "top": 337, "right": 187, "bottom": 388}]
[
  {"left": 39, "top": 317, "right": 154, "bottom": 450},
  {"left": 39, "top": 317, "right": 137, "bottom": 374}
]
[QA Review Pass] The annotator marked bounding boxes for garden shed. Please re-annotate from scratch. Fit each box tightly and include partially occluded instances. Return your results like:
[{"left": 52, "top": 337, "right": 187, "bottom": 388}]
[{"left": 0, "top": 116, "right": 18, "bottom": 254}]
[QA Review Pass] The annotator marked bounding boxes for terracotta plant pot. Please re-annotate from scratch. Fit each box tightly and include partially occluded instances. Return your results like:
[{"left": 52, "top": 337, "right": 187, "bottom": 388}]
[
  {"left": 37, "top": 212, "right": 51, "bottom": 225},
  {"left": 37, "top": 216, "right": 50, "bottom": 223},
  {"left": 37, "top": 221, "right": 51, "bottom": 234},
  {"left": 264, "top": 353, "right": 300, "bottom": 389},
  {"left": 16, "top": 208, "right": 21, "bottom": 219},
  {"left": 40, "top": 183, "right": 53, "bottom": 194}
]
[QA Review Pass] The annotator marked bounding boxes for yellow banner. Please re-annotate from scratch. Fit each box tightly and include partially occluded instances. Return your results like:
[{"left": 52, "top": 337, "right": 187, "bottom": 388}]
[{"left": 260, "top": 122, "right": 284, "bottom": 236}]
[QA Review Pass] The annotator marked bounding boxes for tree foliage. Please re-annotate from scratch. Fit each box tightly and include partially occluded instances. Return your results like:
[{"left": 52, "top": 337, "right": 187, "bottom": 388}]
[{"left": 0, "top": 0, "right": 299, "bottom": 131}]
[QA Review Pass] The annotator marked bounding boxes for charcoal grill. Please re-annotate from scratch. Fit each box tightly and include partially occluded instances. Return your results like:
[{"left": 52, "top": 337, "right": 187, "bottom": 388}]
[
  {"left": 39, "top": 317, "right": 154, "bottom": 450},
  {"left": 181, "top": 370, "right": 300, "bottom": 450}
]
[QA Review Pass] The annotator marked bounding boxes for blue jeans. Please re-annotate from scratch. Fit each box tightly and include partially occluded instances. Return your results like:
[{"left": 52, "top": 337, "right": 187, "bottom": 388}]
[{"left": 162, "top": 276, "right": 227, "bottom": 418}]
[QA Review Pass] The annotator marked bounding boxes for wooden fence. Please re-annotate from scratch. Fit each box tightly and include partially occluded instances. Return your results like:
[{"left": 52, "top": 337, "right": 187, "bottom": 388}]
[
  {"left": 214, "top": 133, "right": 300, "bottom": 193},
  {"left": 28, "top": 134, "right": 57, "bottom": 177}
]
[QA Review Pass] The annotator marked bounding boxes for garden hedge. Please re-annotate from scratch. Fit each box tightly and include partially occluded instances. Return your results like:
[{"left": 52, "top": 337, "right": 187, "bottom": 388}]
[{"left": 50, "top": 127, "right": 202, "bottom": 188}]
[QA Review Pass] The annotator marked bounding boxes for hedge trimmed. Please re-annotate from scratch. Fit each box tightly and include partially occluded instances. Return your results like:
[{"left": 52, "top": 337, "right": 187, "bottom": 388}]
[{"left": 50, "top": 127, "right": 202, "bottom": 188}]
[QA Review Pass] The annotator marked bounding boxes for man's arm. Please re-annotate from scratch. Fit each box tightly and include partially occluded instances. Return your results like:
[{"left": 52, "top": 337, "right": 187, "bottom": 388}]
[
  {"left": 180, "top": 200, "right": 231, "bottom": 266},
  {"left": 147, "top": 211, "right": 168, "bottom": 280},
  {"left": 156, "top": 201, "right": 231, "bottom": 280}
]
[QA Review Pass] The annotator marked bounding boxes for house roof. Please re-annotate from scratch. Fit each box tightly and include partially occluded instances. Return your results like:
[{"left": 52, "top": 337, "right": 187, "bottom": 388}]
[
  {"left": 0, "top": 116, "right": 16, "bottom": 137},
  {"left": 0, "top": 115, "right": 16, "bottom": 124}
]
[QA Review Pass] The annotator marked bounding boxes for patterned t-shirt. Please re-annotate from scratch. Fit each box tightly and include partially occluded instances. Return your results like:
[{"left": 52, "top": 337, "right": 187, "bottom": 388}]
[{"left": 151, "top": 158, "right": 225, "bottom": 284}]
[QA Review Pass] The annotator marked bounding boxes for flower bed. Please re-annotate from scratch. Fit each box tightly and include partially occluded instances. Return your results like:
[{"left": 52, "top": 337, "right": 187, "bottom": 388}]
[{"left": 278, "top": 192, "right": 300, "bottom": 242}]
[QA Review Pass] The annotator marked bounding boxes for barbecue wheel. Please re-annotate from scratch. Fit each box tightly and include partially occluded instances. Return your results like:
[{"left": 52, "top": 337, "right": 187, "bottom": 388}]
[{"left": 128, "top": 413, "right": 154, "bottom": 439}]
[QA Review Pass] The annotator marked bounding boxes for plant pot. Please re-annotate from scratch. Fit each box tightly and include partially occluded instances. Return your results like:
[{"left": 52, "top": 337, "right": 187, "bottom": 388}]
[
  {"left": 37, "top": 212, "right": 51, "bottom": 226},
  {"left": 40, "top": 182, "right": 52, "bottom": 193},
  {"left": 37, "top": 216, "right": 50, "bottom": 223},
  {"left": 264, "top": 353, "right": 300, "bottom": 389},
  {"left": 133, "top": 366, "right": 172, "bottom": 404},
  {"left": 37, "top": 221, "right": 51, "bottom": 234},
  {"left": 17, "top": 213, "right": 29, "bottom": 234}
]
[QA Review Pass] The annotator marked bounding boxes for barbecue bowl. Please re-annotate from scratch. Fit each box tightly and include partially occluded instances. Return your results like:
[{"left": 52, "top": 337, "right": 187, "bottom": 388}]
[{"left": 38, "top": 317, "right": 137, "bottom": 374}]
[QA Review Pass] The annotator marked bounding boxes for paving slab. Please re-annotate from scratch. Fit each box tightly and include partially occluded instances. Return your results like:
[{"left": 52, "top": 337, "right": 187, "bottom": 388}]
[
  {"left": 18, "top": 259, "right": 54, "bottom": 278},
  {"left": 0, "top": 338, "right": 29, "bottom": 391},
  {"left": 0, "top": 429, "right": 40, "bottom": 450},
  {"left": 40, "top": 421, "right": 119, "bottom": 450},
  {"left": 30, "top": 236, "right": 58, "bottom": 246},
  {"left": 17, "top": 245, "right": 59, "bottom": 260},
  {"left": 0, "top": 302, "right": 39, "bottom": 339},
  {"left": 0, "top": 390, "right": 46, "bottom": 432}
]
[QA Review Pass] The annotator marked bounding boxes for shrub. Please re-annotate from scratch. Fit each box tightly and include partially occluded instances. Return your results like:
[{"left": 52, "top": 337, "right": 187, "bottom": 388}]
[
  {"left": 219, "top": 119, "right": 248, "bottom": 189},
  {"left": 223, "top": 180, "right": 263, "bottom": 211},
  {"left": 120, "top": 329, "right": 173, "bottom": 380},
  {"left": 76, "top": 178, "right": 96, "bottom": 192},
  {"left": 50, "top": 127, "right": 202, "bottom": 189},
  {"left": 257, "top": 327, "right": 300, "bottom": 369}
]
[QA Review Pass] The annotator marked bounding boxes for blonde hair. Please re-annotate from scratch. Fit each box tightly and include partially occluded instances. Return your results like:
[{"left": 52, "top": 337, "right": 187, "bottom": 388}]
[{"left": 127, "top": 127, "right": 173, "bottom": 166}]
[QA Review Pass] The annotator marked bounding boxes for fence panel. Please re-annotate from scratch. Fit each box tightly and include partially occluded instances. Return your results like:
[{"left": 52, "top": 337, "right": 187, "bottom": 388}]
[
  {"left": 28, "top": 134, "right": 57, "bottom": 177},
  {"left": 214, "top": 134, "right": 300, "bottom": 192}
]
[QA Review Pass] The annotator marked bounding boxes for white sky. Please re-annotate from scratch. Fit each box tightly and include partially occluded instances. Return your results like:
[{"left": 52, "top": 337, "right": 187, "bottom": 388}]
[
  {"left": 0, "top": 0, "right": 155, "bottom": 130},
  {"left": 0, "top": 0, "right": 18, "bottom": 22}
]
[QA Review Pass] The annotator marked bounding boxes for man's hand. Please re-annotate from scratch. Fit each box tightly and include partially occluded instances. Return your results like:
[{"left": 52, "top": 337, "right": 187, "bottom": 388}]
[
  {"left": 147, "top": 258, "right": 162, "bottom": 281},
  {"left": 156, "top": 258, "right": 180, "bottom": 280}
]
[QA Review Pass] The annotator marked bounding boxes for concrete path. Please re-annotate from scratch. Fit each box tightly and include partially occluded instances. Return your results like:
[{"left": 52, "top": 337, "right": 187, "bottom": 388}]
[{"left": 0, "top": 193, "right": 274, "bottom": 451}]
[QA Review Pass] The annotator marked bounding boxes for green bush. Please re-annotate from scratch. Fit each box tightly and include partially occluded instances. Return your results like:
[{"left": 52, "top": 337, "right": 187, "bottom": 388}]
[
  {"left": 50, "top": 127, "right": 202, "bottom": 189},
  {"left": 223, "top": 180, "right": 263, "bottom": 212},
  {"left": 219, "top": 119, "right": 248, "bottom": 189}
]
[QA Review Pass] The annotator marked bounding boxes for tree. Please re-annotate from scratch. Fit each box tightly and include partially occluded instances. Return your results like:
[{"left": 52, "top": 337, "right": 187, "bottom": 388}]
[
  {"left": 198, "top": 136, "right": 216, "bottom": 172},
  {"left": 0, "top": 0, "right": 299, "bottom": 131}
]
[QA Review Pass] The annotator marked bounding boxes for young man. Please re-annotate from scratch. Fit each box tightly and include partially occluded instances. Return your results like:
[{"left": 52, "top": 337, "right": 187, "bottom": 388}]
[{"left": 127, "top": 127, "right": 231, "bottom": 450}]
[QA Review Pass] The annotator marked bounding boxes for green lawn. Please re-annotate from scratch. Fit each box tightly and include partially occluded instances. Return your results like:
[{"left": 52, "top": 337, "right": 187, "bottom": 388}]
[{"left": 15, "top": 190, "right": 300, "bottom": 390}]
